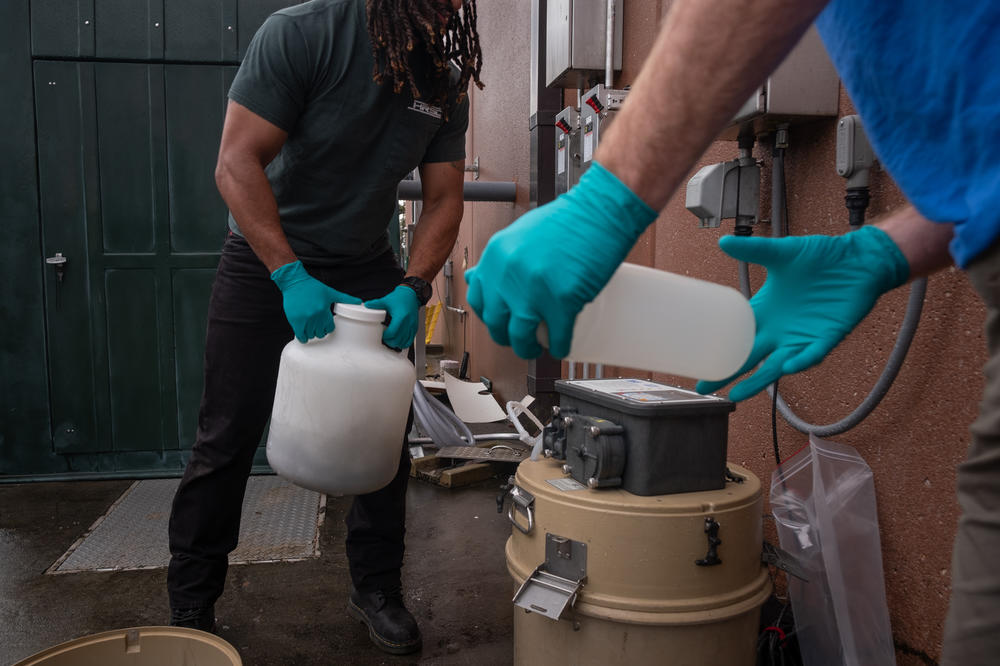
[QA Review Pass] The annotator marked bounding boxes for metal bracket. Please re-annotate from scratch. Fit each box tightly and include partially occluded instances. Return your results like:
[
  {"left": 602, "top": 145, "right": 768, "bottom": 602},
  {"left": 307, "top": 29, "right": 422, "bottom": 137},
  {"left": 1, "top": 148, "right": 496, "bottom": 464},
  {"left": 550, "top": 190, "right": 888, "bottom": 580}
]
[
  {"left": 762, "top": 540, "right": 810, "bottom": 582},
  {"left": 512, "top": 534, "right": 588, "bottom": 620},
  {"left": 464, "top": 155, "right": 480, "bottom": 180}
]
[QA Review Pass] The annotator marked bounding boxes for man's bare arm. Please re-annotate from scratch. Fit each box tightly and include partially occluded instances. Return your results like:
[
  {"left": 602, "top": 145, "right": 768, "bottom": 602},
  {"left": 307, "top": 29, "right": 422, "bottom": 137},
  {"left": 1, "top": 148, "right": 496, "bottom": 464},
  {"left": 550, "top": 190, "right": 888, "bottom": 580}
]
[
  {"left": 215, "top": 100, "right": 295, "bottom": 272},
  {"left": 597, "top": 0, "right": 829, "bottom": 211},
  {"left": 405, "top": 159, "right": 466, "bottom": 282}
]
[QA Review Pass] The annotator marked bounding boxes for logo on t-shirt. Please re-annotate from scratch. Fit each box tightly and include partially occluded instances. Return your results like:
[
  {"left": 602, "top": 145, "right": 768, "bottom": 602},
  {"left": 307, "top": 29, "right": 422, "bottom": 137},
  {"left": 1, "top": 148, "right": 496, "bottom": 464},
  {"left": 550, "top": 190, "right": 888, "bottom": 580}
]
[{"left": 408, "top": 100, "right": 442, "bottom": 119}]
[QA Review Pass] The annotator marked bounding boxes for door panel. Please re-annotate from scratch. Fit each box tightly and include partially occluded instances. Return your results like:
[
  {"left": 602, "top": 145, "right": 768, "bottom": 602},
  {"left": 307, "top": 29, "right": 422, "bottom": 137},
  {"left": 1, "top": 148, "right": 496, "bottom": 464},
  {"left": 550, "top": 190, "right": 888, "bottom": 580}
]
[
  {"left": 36, "top": 60, "right": 224, "bottom": 472},
  {"left": 165, "top": 65, "right": 236, "bottom": 253},
  {"left": 164, "top": 0, "right": 238, "bottom": 62},
  {"left": 94, "top": 0, "right": 163, "bottom": 60},
  {"left": 96, "top": 63, "right": 161, "bottom": 254},
  {"left": 20, "top": 0, "right": 295, "bottom": 478},
  {"left": 30, "top": 0, "right": 95, "bottom": 58},
  {"left": 35, "top": 60, "right": 101, "bottom": 454},
  {"left": 105, "top": 269, "right": 164, "bottom": 452}
]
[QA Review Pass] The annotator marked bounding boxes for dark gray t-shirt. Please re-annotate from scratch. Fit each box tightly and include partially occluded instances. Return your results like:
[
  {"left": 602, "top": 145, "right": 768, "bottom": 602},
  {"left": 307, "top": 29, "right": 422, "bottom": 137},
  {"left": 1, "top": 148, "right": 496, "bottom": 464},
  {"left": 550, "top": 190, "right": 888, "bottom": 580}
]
[{"left": 227, "top": 0, "right": 469, "bottom": 265}]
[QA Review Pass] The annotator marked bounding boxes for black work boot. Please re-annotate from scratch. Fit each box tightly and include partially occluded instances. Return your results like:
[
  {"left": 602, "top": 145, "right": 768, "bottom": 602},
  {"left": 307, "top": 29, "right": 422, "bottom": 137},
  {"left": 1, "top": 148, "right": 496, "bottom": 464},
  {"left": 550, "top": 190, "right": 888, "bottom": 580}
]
[
  {"left": 169, "top": 605, "right": 217, "bottom": 633},
  {"left": 348, "top": 586, "right": 422, "bottom": 655}
]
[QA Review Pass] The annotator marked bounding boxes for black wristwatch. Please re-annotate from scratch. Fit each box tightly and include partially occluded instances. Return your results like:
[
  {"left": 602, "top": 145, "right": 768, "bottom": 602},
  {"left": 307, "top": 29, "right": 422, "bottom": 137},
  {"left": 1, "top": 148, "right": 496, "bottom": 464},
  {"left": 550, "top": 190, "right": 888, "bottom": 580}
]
[{"left": 400, "top": 276, "right": 432, "bottom": 306}]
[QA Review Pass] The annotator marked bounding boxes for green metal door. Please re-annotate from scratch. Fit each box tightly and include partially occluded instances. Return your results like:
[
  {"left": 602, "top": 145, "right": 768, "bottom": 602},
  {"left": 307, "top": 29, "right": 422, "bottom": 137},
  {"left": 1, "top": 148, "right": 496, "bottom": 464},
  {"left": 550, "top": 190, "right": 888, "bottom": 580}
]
[
  {"left": 0, "top": 0, "right": 300, "bottom": 479},
  {"left": 34, "top": 61, "right": 234, "bottom": 475}
]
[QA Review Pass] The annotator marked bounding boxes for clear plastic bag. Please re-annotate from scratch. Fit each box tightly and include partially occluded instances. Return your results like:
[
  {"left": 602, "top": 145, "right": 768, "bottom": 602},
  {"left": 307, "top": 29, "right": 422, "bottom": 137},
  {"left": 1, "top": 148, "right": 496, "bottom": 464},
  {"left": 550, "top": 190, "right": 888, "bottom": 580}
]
[{"left": 770, "top": 435, "right": 896, "bottom": 666}]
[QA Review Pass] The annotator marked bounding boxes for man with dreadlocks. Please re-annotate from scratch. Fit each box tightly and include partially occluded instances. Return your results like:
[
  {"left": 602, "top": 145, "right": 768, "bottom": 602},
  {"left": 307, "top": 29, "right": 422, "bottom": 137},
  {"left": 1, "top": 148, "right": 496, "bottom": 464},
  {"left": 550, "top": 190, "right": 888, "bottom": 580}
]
[{"left": 165, "top": 0, "right": 482, "bottom": 654}]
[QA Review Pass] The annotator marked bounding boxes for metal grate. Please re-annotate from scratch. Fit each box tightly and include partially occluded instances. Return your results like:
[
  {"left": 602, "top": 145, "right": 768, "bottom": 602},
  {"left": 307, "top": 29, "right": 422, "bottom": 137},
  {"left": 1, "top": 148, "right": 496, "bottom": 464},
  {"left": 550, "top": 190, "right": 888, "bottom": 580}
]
[
  {"left": 48, "top": 476, "right": 324, "bottom": 574},
  {"left": 435, "top": 444, "right": 529, "bottom": 463}
]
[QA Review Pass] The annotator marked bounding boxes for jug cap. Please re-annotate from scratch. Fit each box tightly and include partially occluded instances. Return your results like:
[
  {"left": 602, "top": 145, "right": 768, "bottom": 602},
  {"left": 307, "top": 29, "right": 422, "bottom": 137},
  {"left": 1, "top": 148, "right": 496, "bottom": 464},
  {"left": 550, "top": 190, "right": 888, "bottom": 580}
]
[{"left": 334, "top": 302, "right": 386, "bottom": 322}]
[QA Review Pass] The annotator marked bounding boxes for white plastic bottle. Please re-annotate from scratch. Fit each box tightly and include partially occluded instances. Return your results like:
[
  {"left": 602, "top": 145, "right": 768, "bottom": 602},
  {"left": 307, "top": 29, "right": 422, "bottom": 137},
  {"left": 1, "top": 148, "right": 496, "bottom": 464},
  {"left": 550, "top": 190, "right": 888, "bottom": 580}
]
[
  {"left": 266, "top": 303, "right": 415, "bottom": 495},
  {"left": 544, "top": 263, "right": 755, "bottom": 381}
]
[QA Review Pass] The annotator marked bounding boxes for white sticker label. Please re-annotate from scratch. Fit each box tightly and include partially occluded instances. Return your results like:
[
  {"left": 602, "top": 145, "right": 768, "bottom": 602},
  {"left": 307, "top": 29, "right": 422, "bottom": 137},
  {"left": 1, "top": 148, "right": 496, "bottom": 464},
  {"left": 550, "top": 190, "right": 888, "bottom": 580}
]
[
  {"left": 573, "top": 378, "right": 667, "bottom": 393},
  {"left": 557, "top": 145, "right": 566, "bottom": 174},
  {"left": 583, "top": 128, "right": 593, "bottom": 162},
  {"left": 567, "top": 378, "right": 717, "bottom": 404},
  {"left": 408, "top": 100, "right": 442, "bottom": 119},
  {"left": 546, "top": 477, "right": 587, "bottom": 491}
]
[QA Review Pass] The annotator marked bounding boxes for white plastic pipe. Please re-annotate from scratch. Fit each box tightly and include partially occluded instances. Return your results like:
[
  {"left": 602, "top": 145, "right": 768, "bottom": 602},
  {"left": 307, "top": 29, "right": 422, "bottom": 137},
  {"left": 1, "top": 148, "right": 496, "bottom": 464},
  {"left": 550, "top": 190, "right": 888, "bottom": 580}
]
[{"left": 605, "top": 0, "right": 615, "bottom": 88}]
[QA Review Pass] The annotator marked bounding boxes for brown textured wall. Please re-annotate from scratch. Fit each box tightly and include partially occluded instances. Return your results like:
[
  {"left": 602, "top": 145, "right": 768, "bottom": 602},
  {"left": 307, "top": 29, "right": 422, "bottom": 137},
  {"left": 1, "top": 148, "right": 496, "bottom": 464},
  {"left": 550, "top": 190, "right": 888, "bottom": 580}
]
[
  {"left": 451, "top": 3, "right": 986, "bottom": 662},
  {"left": 443, "top": 1, "right": 534, "bottom": 400}
]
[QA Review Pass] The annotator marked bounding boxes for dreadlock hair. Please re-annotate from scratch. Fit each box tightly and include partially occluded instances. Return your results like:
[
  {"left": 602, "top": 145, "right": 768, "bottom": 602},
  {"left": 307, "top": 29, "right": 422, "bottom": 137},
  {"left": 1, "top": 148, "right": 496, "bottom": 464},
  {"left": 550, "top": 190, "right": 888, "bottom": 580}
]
[{"left": 367, "top": 0, "right": 484, "bottom": 117}]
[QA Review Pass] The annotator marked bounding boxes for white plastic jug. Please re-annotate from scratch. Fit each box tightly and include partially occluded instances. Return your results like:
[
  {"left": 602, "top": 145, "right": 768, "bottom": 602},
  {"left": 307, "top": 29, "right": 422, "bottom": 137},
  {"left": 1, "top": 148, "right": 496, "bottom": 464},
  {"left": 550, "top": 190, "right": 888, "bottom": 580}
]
[
  {"left": 266, "top": 303, "right": 415, "bottom": 496},
  {"left": 542, "top": 263, "right": 755, "bottom": 381}
]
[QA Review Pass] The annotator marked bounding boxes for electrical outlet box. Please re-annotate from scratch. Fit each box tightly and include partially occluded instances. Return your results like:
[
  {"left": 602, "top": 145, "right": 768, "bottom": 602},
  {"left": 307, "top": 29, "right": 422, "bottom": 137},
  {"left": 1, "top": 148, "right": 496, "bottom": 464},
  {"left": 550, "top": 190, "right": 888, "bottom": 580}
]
[
  {"left": 555, "top": 106, "right": 580, "bottom": 195},
  {"left": 721, "top": 25, "right": 840, "bottom": 139},
  {"left": 836, "top": 114, "right": 875, "bottom": 187},
  {"left": 579, "top": 84, "right": 628, "bottom": 172},
  {"left": 546, "top": 0, "right": 623, "bottom": 89},
  {"left": 686, "top": 159, "right": 760, "bottom": 228}
]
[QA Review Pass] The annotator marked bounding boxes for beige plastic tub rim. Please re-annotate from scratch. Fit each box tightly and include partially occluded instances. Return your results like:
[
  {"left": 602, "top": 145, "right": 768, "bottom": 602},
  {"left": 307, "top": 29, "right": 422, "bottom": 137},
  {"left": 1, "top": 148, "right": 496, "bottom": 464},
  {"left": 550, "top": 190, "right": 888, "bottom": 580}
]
[{"left": 12, "top": 626, "right": 241, "bottom": 666}]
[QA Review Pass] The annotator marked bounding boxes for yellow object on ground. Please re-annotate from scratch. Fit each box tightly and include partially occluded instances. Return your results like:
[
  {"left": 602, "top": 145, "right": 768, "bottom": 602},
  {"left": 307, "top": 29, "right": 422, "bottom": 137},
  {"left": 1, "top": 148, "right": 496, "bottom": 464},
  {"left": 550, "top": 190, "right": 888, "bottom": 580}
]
[{"left": 424, "top": 302, "right": 441, "bottom": 344}]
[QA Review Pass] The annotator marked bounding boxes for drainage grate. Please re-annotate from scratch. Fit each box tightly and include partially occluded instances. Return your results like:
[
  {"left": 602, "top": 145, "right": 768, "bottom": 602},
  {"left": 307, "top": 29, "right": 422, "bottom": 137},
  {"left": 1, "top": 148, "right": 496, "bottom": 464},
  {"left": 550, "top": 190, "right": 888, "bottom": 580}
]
[{"left": 48, "top": 476, "right": 324, "bottom": 574}]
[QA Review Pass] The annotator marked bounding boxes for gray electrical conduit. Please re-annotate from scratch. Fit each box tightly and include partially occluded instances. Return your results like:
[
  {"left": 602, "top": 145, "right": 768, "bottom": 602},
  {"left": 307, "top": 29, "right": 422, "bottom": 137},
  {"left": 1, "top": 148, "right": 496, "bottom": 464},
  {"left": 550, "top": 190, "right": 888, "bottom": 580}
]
[
  {"left": 741, "top": 144, "right": 928, "bottom": 437},
  {"left": 411, "top": 379, "right": 476, "bottom": 448},
  {"left": 410, "top": 380, "right": 524, "bottom": 447}
]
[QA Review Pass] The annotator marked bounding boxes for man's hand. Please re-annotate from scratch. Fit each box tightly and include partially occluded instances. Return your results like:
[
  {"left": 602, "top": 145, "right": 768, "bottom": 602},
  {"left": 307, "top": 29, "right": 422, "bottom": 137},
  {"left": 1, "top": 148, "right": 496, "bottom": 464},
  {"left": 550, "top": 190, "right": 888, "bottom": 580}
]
[
  {"left": 464, "top": 162, "right": 657, "bottom": 359},
  {"left": 271, "top": 261, "right": 362, "bottom": 343},
  {"left": 695, "top": 226, "right": 910, "bottom": 401},
  {"left": 364, "top": 286, "right": 421, "bottom": 350}
]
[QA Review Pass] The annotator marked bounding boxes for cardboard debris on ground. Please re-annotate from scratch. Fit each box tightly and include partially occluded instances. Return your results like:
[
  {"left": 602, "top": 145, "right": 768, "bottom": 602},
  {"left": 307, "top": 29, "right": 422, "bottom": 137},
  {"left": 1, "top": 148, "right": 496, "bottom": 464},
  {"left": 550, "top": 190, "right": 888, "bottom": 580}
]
[{"left": 443, "top": 373, "right": 507, "bottom": 423}]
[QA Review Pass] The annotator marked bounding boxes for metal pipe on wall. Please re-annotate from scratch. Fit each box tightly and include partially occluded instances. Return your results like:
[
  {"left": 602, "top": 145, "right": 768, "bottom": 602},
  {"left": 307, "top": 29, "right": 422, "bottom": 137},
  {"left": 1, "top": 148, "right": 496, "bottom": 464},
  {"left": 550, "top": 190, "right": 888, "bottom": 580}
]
[{"left": 396, "top": 180, "right": 517, "bottom": 202}]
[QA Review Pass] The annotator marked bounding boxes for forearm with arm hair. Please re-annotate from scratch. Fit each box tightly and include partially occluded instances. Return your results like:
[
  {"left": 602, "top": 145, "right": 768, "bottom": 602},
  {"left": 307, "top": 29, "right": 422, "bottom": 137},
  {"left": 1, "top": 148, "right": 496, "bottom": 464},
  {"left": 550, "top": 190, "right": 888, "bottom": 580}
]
[
  {"left": 405, "top": 198, "right": 464, "bottom": 282},
  {"left": 596, "top": 0, "right": 829, "bottom": 211},
  {"left": 876, "top": 205, "right": 955, "bottom": 279}
]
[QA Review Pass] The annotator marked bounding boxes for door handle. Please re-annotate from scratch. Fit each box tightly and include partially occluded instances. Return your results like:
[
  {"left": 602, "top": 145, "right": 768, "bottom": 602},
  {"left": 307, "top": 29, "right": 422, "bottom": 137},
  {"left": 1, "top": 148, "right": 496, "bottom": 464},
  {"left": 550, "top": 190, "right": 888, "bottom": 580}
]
[{"left": 46, "top": 252, "right": 67, "bottom": 283}]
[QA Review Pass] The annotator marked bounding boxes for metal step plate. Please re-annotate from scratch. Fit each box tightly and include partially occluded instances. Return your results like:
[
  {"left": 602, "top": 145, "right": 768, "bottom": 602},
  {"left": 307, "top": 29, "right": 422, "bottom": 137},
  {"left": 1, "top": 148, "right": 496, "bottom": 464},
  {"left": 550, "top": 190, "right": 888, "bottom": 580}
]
[{"left": 48, "top": 476, "right": 324, "bottom": 574}]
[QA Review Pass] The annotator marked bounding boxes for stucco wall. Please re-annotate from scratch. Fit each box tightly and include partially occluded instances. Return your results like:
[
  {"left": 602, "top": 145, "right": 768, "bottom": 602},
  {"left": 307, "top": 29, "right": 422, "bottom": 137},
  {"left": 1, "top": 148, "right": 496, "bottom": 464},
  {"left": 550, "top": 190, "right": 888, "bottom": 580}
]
[{"left": 449, "top": 3, "right": 985, "bottom": 662}]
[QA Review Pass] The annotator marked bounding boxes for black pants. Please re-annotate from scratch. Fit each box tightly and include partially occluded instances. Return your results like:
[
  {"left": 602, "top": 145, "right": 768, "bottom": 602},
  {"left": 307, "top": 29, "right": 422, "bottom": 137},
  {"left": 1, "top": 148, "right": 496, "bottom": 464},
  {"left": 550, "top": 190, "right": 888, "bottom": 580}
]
[{"left": 167, "top": 234, "right": 410, "bottom": 611}]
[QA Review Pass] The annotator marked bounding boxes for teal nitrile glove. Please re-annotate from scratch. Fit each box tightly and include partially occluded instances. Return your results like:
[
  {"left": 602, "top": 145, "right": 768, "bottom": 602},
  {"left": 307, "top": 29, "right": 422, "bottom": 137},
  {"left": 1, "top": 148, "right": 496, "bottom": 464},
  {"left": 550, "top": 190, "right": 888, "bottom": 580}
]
[
  {"left": 464, "top": 161, "right": 657, "bottom": 359},
  {"left": 271, "top": 260, "right": 362, "bottom": 343},
  {"left": 363, "top": 285, "right": 420, "bottom": 350},
  {"left": 694, "top": 225, "right": 910, "bottom": 401}
]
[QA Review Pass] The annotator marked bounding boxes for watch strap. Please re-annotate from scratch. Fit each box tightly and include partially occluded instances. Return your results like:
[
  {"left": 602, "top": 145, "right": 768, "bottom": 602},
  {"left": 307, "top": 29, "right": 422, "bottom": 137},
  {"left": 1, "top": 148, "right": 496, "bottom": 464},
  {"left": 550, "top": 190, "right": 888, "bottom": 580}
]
[{"left": 400, "top": 276, "right": 432, "bottom": 306}]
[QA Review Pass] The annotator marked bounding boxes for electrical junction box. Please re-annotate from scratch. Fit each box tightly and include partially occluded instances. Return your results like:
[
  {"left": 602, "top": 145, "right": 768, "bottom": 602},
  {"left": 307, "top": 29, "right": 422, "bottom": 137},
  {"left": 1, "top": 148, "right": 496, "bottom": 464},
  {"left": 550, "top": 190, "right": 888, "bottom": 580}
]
[
  {"left": 579, "top": 84, "right": 628, "bottom": 172},
  {"left": 685, "top": 158, "right": 760, "bottom": 228},
  {"left": 554, "top": 106, "right": 580, "bottom": 195},
  {"left": 836, "top": 114, "right": 876, "bottom": 187},
  {"left": 546, "top": 0, "right": 623, "bottom": 89},
  {"left": 549, "top": 378, "right": 735, "bottom": 496},
  {"left": 721, "top": 25, "right": 840, "bottom": 139}
]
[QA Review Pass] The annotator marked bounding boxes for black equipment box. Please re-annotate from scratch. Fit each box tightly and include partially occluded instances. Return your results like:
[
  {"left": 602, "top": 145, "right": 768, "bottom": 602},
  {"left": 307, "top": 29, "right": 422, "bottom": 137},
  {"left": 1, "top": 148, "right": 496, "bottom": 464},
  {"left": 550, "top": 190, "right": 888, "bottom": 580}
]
[{"left": 552, "top": 378, "right": 735, "bottom": 496}]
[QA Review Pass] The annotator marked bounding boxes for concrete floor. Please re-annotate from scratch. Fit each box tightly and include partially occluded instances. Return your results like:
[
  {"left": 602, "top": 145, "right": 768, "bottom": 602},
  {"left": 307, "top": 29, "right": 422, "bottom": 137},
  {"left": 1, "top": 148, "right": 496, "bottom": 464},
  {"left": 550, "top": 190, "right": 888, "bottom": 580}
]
[{"left": 0, "top": 467, "right": 517, "bottom": 665}]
